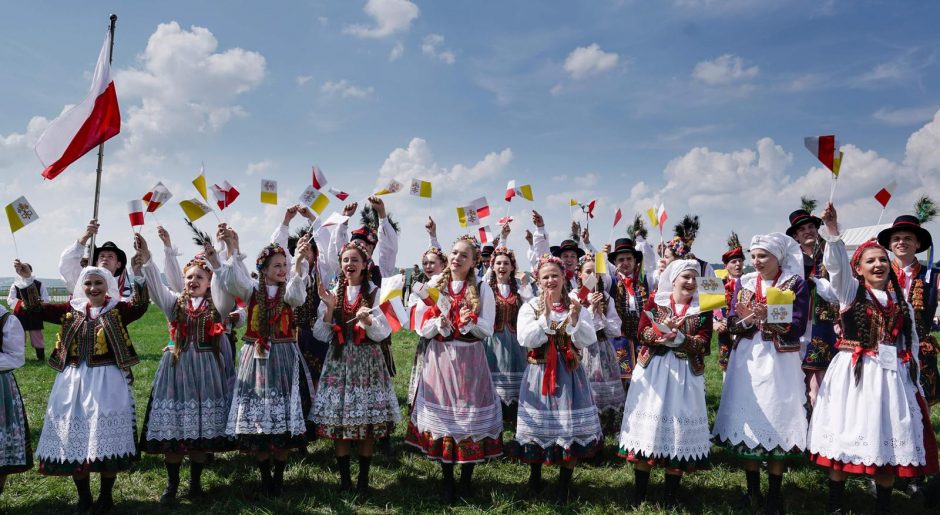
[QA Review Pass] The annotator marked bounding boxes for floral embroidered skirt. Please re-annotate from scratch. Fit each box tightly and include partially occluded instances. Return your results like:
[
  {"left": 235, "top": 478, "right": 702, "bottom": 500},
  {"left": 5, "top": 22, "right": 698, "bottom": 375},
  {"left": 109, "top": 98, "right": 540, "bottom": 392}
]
[{"left": 0, "top": 371, "right": 32, "bottom": 475}]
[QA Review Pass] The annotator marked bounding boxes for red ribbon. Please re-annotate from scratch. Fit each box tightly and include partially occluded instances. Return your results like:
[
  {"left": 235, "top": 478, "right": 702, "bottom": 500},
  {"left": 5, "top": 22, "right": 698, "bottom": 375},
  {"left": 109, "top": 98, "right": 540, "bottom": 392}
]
[
  {"left": 256, "top": 337, "right": 271, "bottom": 353},
  {"left": 851, "top": 346, "right": 877, "bottom": 365},
  {"left": 207, "top": 322, "right": 225, "bottom": 338},
  {"left": 542, "top": 338, "right": 559, "bottom": 396},
  {"left": 332, "top": 324, "right": 345, "bottom": 344},
  {"left": 352, "top": 324, "right": 366, "bottom": 344},
  {"left": 900, "top": 349, "right": 912, "bottom": 364},
  {"left": 622, "top": 276, "right": 635, "bottom": 297},
  {"left": 457, "top": 312, "right": 478, "bottom": 331}
]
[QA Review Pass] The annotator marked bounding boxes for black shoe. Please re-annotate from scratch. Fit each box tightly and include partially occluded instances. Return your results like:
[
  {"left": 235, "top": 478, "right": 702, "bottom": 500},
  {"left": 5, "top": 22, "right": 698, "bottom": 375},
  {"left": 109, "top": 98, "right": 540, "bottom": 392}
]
[
  {"left": 36, "top": 348, "right": 45, "bottom": 361},
  {"left": 735, "top": 491, "right": 764, "bottom": 511},
  {"left": 159, "top": 484, "right": 178, "bottom": 506},
  {"left": 73, "top": 477, "right": 93, "bottom": 514},
  {"left": 556, "top": 467, "right": 573, "bottom": 506},
  {"left": 92, "top": 476, "right": 115, "bottom": 514},
  {"left": 161, "top": 461, "right": 181, "bottom": 505},
  {"left": 357, "top": 457, "right": 372, "bottom": 495},
  {"left": 527, "top": 464, "right": 544, "bottom": 494},
  {"left": 337, "top": 455, "right": 353, "bottom": 491}
]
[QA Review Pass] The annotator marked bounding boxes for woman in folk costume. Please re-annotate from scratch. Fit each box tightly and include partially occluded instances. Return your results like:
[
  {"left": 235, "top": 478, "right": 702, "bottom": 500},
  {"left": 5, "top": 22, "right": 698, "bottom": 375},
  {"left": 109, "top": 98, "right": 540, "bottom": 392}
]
[
  {"left": 575, "top": 252, "right": 626, "bottom": 434},
  {"left": 879, "top": 196, "right": 940, "bottom": 405},
  {"left": 619, "top": 259, "right": 713, "bottom": 508},
  {"left": 134, "top": 234, "right": 236, "bottom": 505},
  {"left": 405, "top": 235, "right": 503, "bottom": 504},
  {"left": 712, "top": 232, "right": 810, "bottom": 515},
  {"left": 407, "top": 218, "right": 449, "bottom": 410},
  {"left": 808, "top": 203, "right": 939, "bottom": 514},
  {"left": 604, "top": 237, "right": 649, "bottom": 395},
  {"left": 309, "top": 241, "right": 400, "bottom": 493},
  {"left": 13, "top": 259, "right": 149, "bottom": 513},
  {"left": 511, "top": 254, "right": 601, "bottom": 504},
  {"left": 786, "top": 202, "right": 840, "bottom": 409},
  {"left": 482, "top": 245, "right": 533, "bottom": 428},
  {"left": 6, "top": 262, "right": 48, "bottom": 361},
  {"left": 215, "top": 227, "right": 311, "bottom": 498},
  {"left": 716, "top": 232, "right": 745, "bottom": 376},
  {"left": 0, "top": 299, "right": 31, "bottom": 503}
]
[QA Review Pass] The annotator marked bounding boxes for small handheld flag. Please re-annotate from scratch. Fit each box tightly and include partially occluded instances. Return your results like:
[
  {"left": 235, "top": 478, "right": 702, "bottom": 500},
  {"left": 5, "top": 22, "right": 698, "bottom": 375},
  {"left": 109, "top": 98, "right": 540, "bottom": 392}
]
[
  {"left": 5, "top": 196, "right": 39, "bottom": 233},
  {"left": 320, "top": 212, "right": 350, "bottom": 227},
  {"left": 127, "top": 200, "right": 145, "bottom": 228},
  {"left": 179, "top": 198, "right": 213, "bottom": 222},
  {"left": 646, "top": 207, "right": 659, "bottom": 227},
  {"left": 657, "top": 203, "right": 668, "bottom": 228},
  {"left": 594, "top": 252, "right": 608, "bottom": 275},
  {"left": 142, "top": 182, "right": 172, "bottom": 212},
  {"left": 697, "top": 276, "right": 727, "bottom": 311},
  {"left": 874, "top": 180, "right": 897, "bottom": 209},
  {"left": 505, "top": 180, "right": 533, "bottom": 202},
  {"left": 569, "top": 198, "right": 579, "bottom": 207},
  {"left": 374, "top": 179, "right": 403, "bottom": 196},
  {"left": 478, "top": 225, "right": 494, "bottom": 244},
  {"left": 211, "top": 181, "right": 240, "bottom": 210},
  {"left": 299, "top": 185, "right": 330, "bottom": 214},
  {"left": 260, "top": 179, "right": 278, "bottom": 205},
  {"left": 410, "top": 179, "right": 432, "bottom": 198},
  {"left": 193, "top": 168, "right": 208, "bottom": 201},
  {"left": 804, "top": 135, "right": 843, "bottom": 176},
  {"left": 613, "top": 208, "right": 622, "bottom": 227},
  {"left": 328, "top": 187, "right": 349, "bottom": 201},
  {"left": 311, "top": 165, "right": 328, "bottom": 190}
]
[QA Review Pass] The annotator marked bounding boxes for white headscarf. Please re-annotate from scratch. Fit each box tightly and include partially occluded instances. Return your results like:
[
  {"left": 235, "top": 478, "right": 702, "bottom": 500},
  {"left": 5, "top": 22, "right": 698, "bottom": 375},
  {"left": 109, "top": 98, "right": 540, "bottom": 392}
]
[
  {"left": 654, "top": 259, "right": 701, "bottom": 311},
  {"left": 749, "top": 232, "right": 804, "bottom": 282},
  {"left": 70, "top": 266, "right": 121, "bottom": 312}
]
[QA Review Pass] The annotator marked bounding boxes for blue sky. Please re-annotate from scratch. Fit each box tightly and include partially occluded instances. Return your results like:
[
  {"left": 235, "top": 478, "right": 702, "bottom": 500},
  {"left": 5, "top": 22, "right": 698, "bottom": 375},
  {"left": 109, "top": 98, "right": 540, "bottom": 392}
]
[{"left": 2, "top": 0, "right": 940, "bottom": 276}]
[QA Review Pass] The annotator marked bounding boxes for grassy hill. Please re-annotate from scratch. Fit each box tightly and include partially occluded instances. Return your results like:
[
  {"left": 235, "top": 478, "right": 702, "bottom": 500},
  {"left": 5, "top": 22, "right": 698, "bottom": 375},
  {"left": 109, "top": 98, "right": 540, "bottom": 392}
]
[{"left": 2, "top": 304, "right": 937, "bottom": 514}]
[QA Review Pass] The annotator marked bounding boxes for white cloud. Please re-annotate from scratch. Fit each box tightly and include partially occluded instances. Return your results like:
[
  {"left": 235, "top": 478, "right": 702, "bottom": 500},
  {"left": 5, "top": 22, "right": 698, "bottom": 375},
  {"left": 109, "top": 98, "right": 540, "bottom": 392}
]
[
  {"left": 873, "top": 106, "right": 940, "bottom": 126},
  {"left": 343, "top": 0, "right": 419, "bottom": 39},
  {"left": 115, "top": 22, "right": 266, "bottom": 157},
  {"left": 321, "top": 79, "right": 374, "bottom": 98},
  {"left": 317, "top": 16, "right": 329, "bottom": 26},
  {"left": 377, "top": 137, "right": 512, "bottom": 192},
  {"left": 389, "top": 41, "right": 404, "bottom": 61},
  {"left": 783, "top": 73, "right": 817, "bottom": 92},
  {"left": 549, "top": 83, "right": 564, "bottom": 96},
  {"left": 563, "top": 43, "right": 619, "bottom": 80},
  {"left": 245, "top": 160, "right": 275, "bottom": 176},
  {"left": 421, "top": 34, "right": 456, "bottom": 64},
  {"left": 296, "top": 75, "right": 313, "bottom": 86},
  {"left": 692, "top": 54, "right": 759, "bottom": 85}
]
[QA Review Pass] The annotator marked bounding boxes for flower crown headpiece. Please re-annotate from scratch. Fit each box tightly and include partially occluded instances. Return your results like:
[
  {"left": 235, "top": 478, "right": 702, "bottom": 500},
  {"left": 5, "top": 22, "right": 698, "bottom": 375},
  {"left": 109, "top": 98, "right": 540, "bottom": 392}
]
[
  {"left": 255, "top": 243, "right": 287, "bottom": 272},
  {"left": 339, "top": 240, "right": 372, "bottom": 264},
  {"left": 423, "top": 246, "right": 447, "bottom": 264},
  {"left": 850, "top": 240, "right": 888, "bottom": 278},
  {"left": 577, "top": 253, "right": 596, "bottom": 269},
  {"left": 454, "top": 234, "right": 481, "bottom": 252},
  {"left": 183, "top": 257, "right": 213, "bottom": 275},
  {"left": 491, "top": 245, "right": 517, "bottom": 268},
  {"left": 535, "top": 254, "right": 565, "bottom": 279},
  {"left": 666, "top": 236, "right": 691, "bottom": 259}
]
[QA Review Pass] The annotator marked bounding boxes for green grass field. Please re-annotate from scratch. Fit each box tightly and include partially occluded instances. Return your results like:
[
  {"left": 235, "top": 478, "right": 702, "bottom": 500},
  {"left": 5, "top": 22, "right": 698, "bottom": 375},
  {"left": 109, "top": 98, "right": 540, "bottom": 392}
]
[{"left": 2, "top": 304, "right": 938, "bottom": 514}]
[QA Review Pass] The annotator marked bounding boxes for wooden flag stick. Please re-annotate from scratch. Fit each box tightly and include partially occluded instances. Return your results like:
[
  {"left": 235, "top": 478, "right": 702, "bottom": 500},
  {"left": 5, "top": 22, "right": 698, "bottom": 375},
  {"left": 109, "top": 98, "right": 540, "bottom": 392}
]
[
  {"left": 828, "top": 175, "right": 838, "bottom": 205},
  {"left": 10, "top": 231, "right": 20, "bottom": 260},
  {"left": 877, "top": 207, "right": 886, "bottom": 225}
]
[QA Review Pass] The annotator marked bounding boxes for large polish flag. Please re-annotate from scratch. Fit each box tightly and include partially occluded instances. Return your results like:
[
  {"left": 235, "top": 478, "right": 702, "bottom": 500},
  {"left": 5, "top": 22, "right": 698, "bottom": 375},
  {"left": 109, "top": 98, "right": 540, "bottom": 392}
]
[{"left": 36, "top": 31, "right": 121, "bottom": 180}]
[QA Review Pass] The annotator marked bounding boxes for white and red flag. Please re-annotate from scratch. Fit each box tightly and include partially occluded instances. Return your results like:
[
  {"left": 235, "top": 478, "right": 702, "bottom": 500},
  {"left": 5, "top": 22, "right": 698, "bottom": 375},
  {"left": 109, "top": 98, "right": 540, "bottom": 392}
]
[
  {"left": 127, "top": 200, "right": 145, "bottom": 227},
  {"left": 657, "top": 203, "right": 668, "bottom": 228},
  {"left": 804, "top": 135, "right": 843, "bottom": 176},
  {"left": 612, "top": 208, "right": 623, "bottom": 228},
  {"left": 328, "top": 187, "right": 349, "bottom": 201},
  {"left": 211, "top": 181, "right": 240, "bottom": 210},
  {"left": 478, "top": 225, "right": 495, "bottom": 244},
  {"left": 312, "top": 165, "right": 328, "bottom": 190},
  {"left": 581, "top": 200, "right": 596, "bottom": 219},
  {"left": 36, "top": 30, "right": 121, "bottom": 180},
  {"left": 142, "top": 182, "right": 172, "bottom": 212},
  {"left": 874, "top": 180, "right": 897, "bottom": 208},
  {"left": 504, "top": 180, "right": 533, "bottom": 202}
]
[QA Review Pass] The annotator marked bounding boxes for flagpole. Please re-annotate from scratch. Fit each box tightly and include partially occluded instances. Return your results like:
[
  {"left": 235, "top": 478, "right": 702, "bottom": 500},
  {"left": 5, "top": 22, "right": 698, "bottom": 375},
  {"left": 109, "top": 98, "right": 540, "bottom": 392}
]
[
  {"left": 10, "top": 232, "right": 20, "bottom": 260},
  {"left": 88, "top": 14, "right": 117, "bottom": 254},
  {"left": 828, "top": 175, "right": 837, "bottom": 205},
  {"left": 877, "top": 207, "right": 886, "bottom": 225}
]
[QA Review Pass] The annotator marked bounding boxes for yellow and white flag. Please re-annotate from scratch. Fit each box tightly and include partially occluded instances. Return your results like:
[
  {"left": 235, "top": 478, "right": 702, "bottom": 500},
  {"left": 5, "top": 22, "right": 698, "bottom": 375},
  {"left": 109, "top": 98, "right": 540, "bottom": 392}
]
[
  {"left": 299, "top": 185, "right": 330, "bottom": 214},
  {"left": 179, "top": 198, "right": 213, "bottom": 222},
  {"left": 409, "top": 179, "right": 432, "bottom": 198},
  {"left": 766, "top": 287, "right": 796, "bottom": 323},
  {"left": 260, "top": 179, "right": 278, "bottom": 205},
  {"left": 594, "top": 252, "right": 608, "bottom": 275},
  {"left": 5, "top": 196, "right": 39, "bottom": 233},
  {"left": 192, "top": 167, "right": 208, "bottom": 201},
  {"left": 697, "top": 276, "right": 727, "bottom": 311}
]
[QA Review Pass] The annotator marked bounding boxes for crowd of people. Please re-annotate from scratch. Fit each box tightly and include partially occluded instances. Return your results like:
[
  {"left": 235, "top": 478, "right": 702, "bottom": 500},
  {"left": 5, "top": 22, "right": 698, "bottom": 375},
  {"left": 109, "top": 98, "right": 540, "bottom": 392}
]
[{"left": 1, "top": 195, "right": 939, "bottom": 514}]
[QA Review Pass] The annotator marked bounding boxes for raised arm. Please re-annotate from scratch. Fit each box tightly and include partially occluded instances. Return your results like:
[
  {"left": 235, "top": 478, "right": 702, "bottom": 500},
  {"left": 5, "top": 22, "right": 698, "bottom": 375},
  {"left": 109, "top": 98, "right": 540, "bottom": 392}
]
[
  {"left": 371, "top": 197, "right": 399, "bottom": 278},
  {"left": 819, "top": 203, "right": 859, "bottom": 309},
  {"left": 59, "top": 219, "right": 98, "bottom": 294}
]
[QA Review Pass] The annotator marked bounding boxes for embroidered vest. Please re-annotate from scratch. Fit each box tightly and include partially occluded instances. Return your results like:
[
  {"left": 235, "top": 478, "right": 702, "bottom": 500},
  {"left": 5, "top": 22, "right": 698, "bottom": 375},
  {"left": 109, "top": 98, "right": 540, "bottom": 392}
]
[
  {"left": 730, "top": 275, "right": 803, "bottom": 353},
  {"left": 894, "top": 261, "right": 940, "bottom": 349},
  {"left": 294, "top": 272, "right": 321, "bottom": 328},
  {"left": 493, "top": 286, "right": 520, "bottom": 333},
  {"left": 243, "top": 287, "right": 296, "bottom": 345},
  {"left": 330, "top": 286, "right": 378, "bottom": 359},
  {"left": 436, "top": 280, "right": 482, "bottom": 343},
  {"left": 637, "top": 304, "right": 709, "bottom": 376},
  {"left": 837, "top": 282, "right": 910, "bottom": 352},
  {"left": 169, "top": 298, "right": 224, "bottom": 354},
  {"left": 12, "top": 279, "right": 42, "bottom": 312},
  {"left": 48, "top": 307, "right": 140, "bottom": 372},
  {"left": 610, "top": 274, "right": 646, "bottom": 341}
]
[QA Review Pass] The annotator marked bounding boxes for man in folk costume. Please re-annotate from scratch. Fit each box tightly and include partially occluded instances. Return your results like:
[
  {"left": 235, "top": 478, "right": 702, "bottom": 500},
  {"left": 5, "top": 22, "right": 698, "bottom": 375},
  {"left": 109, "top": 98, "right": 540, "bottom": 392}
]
[
  {"left": 878, "top": 196, "right": 940, "bottom": 405},
  {"left": 550, "top": 239, "right": 586, "bottom": 291},
  {"left": 716, "top": 232, "right": 745, "bottom": 375},
  {"left": 604, "top": 237, "right": 649, "bottom": 392},
  {"left": 786, "top": 203, "right": 840, "bottom": 409},
  {"left": 59, "top": 219, "right": 134, "bottom": 300}
]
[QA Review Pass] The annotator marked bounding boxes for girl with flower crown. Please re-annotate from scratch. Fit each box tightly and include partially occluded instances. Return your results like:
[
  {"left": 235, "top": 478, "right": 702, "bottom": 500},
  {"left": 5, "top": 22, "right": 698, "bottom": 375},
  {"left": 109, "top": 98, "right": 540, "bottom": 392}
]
[
  {"left": 483, "top": 245, "right": 533, "bottom": 428},
  {"left": 215, "top": 227, "right": 310, "bottom": 498},
  {"left": 712, "top": 232, "right": 810, "bottom": 515},
  {"left": 12, "top": 256, "right": 149, "bottom": 513},
  {"left": 405, "top": 235, "right": 504, "bottom": 504},
  {"left": 575, "top": 253, "right": 626, "bottom": 434},
  {"left": 133, "top": 234, "right": 236, "bottom": 505},
  {"left": 808, "top": 203, "right": 939, "bottom": 514},
  {"left": 309, "top": 241, "right": 400, "bottom": 493},
  {"left": 619, "top": 259, "right": 713, "bottom": 509},
  {"left": 512, "top": 254, "right": 602, "bottom": 505}
]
